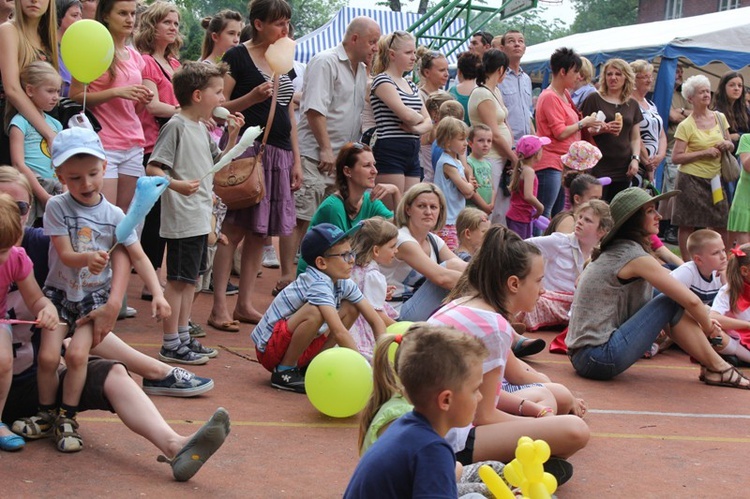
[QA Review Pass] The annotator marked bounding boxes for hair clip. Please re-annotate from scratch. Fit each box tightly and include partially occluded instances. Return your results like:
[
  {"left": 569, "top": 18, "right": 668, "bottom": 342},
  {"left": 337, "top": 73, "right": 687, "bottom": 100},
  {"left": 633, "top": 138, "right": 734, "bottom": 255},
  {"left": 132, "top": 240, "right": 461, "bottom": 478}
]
[
  {"left": 394, "top": 334, "right": 403, "bottom": 344},
  {"left": 731, "top": 247, "right": 747, "bottom": 258}
]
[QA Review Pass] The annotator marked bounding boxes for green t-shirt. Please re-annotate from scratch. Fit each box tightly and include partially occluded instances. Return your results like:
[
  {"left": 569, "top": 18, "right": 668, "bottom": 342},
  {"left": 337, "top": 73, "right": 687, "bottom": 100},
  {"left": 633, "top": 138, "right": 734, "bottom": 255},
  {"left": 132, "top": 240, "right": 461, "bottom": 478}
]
[
  {"left": 360, "top": 394, "right": 413, "bottom": 455},
  {"left": 296, "top": 192, "right": 393, "bottom": 275},
  {"left": 466, "top": 154, "right": 493, "bottom": 208}
]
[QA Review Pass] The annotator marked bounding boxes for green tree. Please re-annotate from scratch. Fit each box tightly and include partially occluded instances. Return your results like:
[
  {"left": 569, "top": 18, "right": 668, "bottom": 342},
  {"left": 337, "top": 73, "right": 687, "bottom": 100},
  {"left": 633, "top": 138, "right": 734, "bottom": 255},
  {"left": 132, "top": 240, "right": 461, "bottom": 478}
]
[
  {"left": 569, "top": 0, "right": 638, "bottom": 34},
  {"left": 482, "top": 6, "right": 569, "bottom": 46}
]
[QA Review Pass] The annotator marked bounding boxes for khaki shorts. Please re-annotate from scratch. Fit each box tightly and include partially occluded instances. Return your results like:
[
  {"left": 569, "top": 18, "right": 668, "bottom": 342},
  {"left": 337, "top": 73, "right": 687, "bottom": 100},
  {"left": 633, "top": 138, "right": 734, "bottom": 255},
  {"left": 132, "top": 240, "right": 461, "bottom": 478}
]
[{"left": 294, "top": 156, "right": 336, "bottom": 221}]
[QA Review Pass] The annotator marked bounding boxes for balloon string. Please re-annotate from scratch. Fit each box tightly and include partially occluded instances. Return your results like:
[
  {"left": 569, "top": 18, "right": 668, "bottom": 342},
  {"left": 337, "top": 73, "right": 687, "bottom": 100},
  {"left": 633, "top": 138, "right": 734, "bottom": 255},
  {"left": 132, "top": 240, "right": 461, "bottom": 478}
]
[{"left": 82, "top": 84, "right": 88, "bottom": 114}]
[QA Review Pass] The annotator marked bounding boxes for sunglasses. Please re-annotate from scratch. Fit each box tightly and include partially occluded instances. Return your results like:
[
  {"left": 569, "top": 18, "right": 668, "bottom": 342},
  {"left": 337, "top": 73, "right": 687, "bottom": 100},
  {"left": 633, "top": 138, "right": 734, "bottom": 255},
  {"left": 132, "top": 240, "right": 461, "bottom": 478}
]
[
  {"left": 16, "top": 201, "right": 30, "bottom": 217},
  {"left": 388, "top": 30, "right": 409, "bottom": 49},
  {"left": 324, "top": 250, "right": 356, "bottom": 262}
]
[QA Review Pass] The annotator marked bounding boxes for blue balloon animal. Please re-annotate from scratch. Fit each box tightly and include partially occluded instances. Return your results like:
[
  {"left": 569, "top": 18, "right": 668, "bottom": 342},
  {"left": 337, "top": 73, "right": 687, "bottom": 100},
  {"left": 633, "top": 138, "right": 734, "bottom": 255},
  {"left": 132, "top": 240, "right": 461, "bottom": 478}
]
[{"left": 112, "top": 176, "right": 170, "bottom": 249}]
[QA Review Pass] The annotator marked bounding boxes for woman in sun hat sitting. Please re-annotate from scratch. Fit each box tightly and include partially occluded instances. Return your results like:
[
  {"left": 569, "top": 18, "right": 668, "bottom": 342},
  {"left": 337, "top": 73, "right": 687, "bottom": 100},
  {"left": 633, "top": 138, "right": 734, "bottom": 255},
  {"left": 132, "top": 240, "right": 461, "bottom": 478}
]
[{"left": 566, "top": 187, "right": 750, "bottom": 389}]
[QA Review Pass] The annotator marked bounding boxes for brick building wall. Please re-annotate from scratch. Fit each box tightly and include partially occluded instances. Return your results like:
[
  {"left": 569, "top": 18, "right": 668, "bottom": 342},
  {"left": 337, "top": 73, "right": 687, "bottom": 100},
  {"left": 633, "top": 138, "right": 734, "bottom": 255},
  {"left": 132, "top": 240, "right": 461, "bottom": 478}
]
[{"left": 637, "top": 0, "right": 750, "bottom": 23}]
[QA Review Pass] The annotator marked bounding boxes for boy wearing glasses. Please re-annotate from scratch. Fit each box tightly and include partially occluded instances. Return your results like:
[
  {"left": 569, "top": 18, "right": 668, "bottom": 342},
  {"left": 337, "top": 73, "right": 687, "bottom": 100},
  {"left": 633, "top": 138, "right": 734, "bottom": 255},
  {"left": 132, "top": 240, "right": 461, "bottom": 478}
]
[{"left": 253, "top": 223, "right": 385, "bottom": 393}]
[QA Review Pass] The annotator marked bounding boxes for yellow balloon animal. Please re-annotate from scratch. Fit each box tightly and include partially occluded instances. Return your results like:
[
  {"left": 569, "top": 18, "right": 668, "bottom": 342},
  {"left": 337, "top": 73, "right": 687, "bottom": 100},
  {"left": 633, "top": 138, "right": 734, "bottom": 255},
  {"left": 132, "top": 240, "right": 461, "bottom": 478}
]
[{"left": 480, "top": 436, "right": 558, "bottom": 499}]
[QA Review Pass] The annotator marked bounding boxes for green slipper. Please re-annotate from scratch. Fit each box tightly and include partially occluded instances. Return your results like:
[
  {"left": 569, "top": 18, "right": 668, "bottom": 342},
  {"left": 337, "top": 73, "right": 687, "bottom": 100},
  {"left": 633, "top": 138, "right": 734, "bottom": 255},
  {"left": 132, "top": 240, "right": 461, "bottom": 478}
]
[{"left": 158, "top": 407, "right": 230, "bottom": 482}]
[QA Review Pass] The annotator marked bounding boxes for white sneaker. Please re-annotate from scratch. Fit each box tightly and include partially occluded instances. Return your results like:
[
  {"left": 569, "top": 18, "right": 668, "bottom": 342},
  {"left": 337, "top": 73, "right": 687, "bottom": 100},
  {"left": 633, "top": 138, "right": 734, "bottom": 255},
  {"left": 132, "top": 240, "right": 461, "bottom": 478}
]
[{"left": 262, "top": 245, "right": 280, "bottom": 268}]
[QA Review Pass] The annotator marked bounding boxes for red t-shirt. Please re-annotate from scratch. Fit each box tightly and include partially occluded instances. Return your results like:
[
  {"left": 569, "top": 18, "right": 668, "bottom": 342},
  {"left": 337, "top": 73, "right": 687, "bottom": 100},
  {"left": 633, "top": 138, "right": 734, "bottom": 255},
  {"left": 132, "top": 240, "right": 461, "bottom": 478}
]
[{"left": 535, "top": 88, "right": 581, "bottom": 172}]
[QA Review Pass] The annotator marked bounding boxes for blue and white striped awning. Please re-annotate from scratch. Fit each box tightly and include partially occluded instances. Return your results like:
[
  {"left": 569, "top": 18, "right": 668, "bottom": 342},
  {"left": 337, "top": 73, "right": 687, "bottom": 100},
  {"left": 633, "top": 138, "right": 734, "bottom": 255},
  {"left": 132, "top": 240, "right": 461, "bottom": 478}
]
[{"left": 295, "top": 7, "right": 470, "bottom": 65}]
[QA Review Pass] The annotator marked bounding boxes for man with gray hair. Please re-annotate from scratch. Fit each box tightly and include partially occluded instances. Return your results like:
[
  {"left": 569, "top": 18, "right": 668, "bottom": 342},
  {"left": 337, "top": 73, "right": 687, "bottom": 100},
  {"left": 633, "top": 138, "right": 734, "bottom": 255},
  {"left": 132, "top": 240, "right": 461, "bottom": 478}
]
[{"left": 291, "top": 17, "right": 381, "bottom": 263}]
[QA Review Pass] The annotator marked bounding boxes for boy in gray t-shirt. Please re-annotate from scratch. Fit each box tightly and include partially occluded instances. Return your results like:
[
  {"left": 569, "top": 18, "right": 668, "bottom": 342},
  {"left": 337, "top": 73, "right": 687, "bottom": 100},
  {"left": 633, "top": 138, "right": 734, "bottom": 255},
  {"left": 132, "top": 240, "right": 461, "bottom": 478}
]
[
  {"left": 146, "top": 62, "right": 244, "bottom": 365},
  {"left": 26, "top": 128, "right": 169, "bottom": 453}
]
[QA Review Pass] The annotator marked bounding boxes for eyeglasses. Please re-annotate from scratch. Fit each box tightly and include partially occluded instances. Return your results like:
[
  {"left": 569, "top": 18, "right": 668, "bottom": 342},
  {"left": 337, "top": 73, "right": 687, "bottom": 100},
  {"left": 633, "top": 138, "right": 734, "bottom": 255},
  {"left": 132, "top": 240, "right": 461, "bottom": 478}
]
[
  {"left": 16, "top": 201, "right": 30, "bottom": 216},
  {"left": 388, "top": 30, "right": 409, "bottom": 49},
  {"left": 324, "top": 250, "right": 356, "bottom": 262}
]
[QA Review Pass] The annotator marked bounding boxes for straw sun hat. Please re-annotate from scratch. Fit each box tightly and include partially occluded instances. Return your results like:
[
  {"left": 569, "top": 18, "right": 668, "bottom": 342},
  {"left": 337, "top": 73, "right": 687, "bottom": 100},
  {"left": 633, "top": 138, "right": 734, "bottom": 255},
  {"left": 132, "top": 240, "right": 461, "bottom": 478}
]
[{"left": 600, "top": 187, "right": 680, "bottom": 246}]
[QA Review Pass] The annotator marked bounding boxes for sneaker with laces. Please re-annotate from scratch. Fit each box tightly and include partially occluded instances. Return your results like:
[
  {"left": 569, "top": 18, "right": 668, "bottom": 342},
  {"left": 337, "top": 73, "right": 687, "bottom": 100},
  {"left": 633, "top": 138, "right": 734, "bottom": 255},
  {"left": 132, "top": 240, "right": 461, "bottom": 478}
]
[
  {"left": 225, "top": 282, "right": 239, "bottom": 295},
  {"left": 11, "top": 410, "right": 55, "bottom": 439},
  {"left": 189, "top": 320, "right": 206, "bottom": 338},
  {"left": 186, "top": 338, "right": 218, "bottom": 358},
  {"left": 262, "top": 245, "right": 280, "bottom": 268},
  {"left": 159, "top": 346, "right": 209, "bottom": 365},
  {"left": 55, "top": 416, "right": 83, "bottom": 453},
  {"left": 143, "top": 367, "right": 215, "bottom": 397},
  {"left": 271, "top": 367, "right": 306, "bottom": 393}
]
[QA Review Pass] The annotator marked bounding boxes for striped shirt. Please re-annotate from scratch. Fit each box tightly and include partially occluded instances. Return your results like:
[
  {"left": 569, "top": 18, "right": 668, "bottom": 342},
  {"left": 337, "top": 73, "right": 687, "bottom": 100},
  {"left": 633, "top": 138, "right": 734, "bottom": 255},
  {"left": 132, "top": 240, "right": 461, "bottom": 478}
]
[
  {"left": 252, "top": 267, "right": 364, "bottom": 351},
  {"left": 371, "top": 73, "right": 423, "bottom": 140},
  {"left": 670, "top": 261, "right": 722, "bottom": 304}
]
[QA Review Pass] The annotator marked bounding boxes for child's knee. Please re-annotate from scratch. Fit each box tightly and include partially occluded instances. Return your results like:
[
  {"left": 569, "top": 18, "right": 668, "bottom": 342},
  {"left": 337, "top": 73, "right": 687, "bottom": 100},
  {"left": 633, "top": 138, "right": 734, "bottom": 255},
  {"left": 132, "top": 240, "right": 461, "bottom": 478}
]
[
  {"left": 64, "top": 346, "right": 89, "bottom": 369},
  {"left": 38, "top": 348, "right": 62, "bottom": 371}
]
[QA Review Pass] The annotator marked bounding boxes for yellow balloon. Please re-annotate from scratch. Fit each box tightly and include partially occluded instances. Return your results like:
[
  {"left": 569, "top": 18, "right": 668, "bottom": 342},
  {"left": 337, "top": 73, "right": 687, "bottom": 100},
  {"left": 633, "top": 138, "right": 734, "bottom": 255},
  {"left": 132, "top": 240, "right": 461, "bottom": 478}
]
[
  {"left": 503, "top": 459, "right": 524, "bottom": 487},
  {"left": 516, "top": 441, "right": 535, "bottom": 463},
  {"left": 305, "top": 348, "right": 373, "bottom": 418},
  {"left": 528, "top": 482, "right": 552, "bottom": 499},
  {"left": 477, "top": 465, "right": 515, "bottom": 499},
  {"left": 542, "top": 472, "right": 558, "bottom": 495},
  {"left": 533, "top": 439, "right": 551, "bottom": 464},
  {"left": 61, "top": 20, "right": 114, "bottom": 84}
]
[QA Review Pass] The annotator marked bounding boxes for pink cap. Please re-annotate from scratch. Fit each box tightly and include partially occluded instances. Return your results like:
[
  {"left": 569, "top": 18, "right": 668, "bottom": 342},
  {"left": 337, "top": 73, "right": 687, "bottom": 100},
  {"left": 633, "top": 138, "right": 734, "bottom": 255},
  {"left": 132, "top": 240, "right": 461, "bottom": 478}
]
[{"left": 516, "top": 135, "right": 551, "bottom": 159}]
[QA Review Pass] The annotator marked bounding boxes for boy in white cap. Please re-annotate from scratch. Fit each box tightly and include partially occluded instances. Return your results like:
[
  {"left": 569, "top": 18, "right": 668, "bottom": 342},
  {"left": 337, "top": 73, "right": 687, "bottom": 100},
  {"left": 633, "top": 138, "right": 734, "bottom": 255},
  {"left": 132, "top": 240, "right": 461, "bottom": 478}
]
[{"left": 15, "top": 127, "right": 169, "bottom": 453}]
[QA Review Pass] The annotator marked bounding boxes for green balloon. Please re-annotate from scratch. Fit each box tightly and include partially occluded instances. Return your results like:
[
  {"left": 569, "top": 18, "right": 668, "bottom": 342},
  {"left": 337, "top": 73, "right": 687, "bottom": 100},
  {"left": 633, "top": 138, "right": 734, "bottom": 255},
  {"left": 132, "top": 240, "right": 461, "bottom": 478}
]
[
  {"left": 61, "top": 20, "right": 114, "bottom": 84},
  {"left": 386, "top": 321, "right": 413, "bottom": 364},
  {"left": 305, "top": 348, "right": 373, "bottom": 418}
]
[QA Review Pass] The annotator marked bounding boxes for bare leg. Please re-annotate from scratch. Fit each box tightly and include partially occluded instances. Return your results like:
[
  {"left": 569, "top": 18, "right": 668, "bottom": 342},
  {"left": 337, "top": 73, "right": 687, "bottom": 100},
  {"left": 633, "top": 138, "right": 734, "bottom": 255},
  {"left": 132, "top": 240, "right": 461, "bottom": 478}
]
[
  {"left": 90, "top": 333, "right": 171, "bottom": 380},
  {"left": 234, "top": 232, "right": 264, "bottom": 322},
  {"left": 61, "top": 325, "right": 94, "bottom": 407},
  {"left": 678, "top": 226, "right": 694, "bottom": 262},
  {"left": 0, "top": 335, "right": 13, "bottom": 437},
  {"left": 375, "top": 173, "right": 405, "bottom": 210},
  {"left": 163, "top": 280, "right": 191, "bottom": 336},
  {"left": 280, "top": 303, "right": 325, "bottom": 366},
  {"left": 710, "top": 226, "right": 730, "bottom": 251},
  {"left": 472, "top": 413, "right": 590, "bottom": 463},
  {"left": 730, "top": 231, "right": 750, "bottom": 246},
  {"left": 103, "top": 364, "right": 186, "bottom": 457},
  {"left": 117, "top": 174, "right": 139, "bottom": 213},
  {"left": 506, "top": 386, "right": 558, "bottom": 413},
  {"left": 278, "top": 232, "right": 298, "bottom": 287},
  {"left": 37, "top": 325, "right": 68, "bottom": 406},
  {"left": 102, "top": 178, "right": 118, "bottom": 207},
  {"left": 209, "top": 223, "right": 243, "bottom": 325}
]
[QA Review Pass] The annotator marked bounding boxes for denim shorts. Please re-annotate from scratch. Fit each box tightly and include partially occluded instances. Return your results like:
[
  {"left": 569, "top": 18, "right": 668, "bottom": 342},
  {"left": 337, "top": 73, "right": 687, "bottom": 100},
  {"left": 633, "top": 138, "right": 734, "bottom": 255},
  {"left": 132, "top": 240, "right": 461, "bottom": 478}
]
[
  {"left": 373, "top": 137, "right": 421, "bottom": 177},
  {"left": 165, "top": 234, "right": 208, "bottom": 284}
]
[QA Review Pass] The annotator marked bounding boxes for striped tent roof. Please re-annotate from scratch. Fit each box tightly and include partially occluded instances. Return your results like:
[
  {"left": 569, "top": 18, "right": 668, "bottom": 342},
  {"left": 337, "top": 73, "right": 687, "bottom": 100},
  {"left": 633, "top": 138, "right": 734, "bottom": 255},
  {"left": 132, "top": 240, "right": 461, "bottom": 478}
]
[{"left": 295, "top": 7, "right": 470, "bottom": 65}]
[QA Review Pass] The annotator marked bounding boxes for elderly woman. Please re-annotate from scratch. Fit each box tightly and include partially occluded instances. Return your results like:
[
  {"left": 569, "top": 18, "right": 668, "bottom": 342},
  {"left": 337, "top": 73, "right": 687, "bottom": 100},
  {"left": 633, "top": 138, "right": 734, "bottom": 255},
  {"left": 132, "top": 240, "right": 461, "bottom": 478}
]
[
  {"left": 468, "top": 49, "right": 515, "bottom": 225},
  {"left": 379, "top": 183, "right": 466, "bottom": 322},
  {"left": 630, "top": 60, "right": 667, "bottom": 186},
  {"left": 672, "top": 75, "right": 734, "bottom": 259},
  {"left": 580, "top": 58, "right": 643, "bottom": 201},
  {"left": 534, "top": 48, "right": 601, "bottom": 220},
  {"left": 297, "top": 142, "right": 399, "bottom": 274}
]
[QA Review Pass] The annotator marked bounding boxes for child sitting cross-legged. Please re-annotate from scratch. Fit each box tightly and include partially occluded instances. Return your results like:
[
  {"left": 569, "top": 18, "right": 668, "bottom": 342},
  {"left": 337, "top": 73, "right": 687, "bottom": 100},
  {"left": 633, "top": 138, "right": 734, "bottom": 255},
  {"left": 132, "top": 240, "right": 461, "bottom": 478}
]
[
  {"left": 252, "top": 223, "right": 385, "bottom": 393},
  {"left": 345, "top": 324, "right": 489, "bottom": 499}
]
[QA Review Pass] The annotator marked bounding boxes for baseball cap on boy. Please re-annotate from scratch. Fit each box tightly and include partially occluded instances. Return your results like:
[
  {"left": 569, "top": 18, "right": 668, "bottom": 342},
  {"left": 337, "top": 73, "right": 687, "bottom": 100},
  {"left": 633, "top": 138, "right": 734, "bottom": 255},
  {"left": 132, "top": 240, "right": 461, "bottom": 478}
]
[
  {"left": 301, "top": 222, "right": 362, "bottom": 266},
  {"left": 516, "top": 135, "right": 551, "bottom": 159},
  {"left": 51, "top": 127, "right": 107, "bottom": 168}
]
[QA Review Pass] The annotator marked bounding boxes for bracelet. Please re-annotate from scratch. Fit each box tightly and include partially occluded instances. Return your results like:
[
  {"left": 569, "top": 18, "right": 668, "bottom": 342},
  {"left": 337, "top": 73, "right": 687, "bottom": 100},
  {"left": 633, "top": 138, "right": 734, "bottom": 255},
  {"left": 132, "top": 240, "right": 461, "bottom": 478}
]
[
  {"left": 577, "top": 120, "right": 583, "bottom": 130},
  {"left": 536, "top": 407, "right": 554, "bottom": 418},
  {"left": 518, "top": 399, "right": 526, "bottom": 416}
]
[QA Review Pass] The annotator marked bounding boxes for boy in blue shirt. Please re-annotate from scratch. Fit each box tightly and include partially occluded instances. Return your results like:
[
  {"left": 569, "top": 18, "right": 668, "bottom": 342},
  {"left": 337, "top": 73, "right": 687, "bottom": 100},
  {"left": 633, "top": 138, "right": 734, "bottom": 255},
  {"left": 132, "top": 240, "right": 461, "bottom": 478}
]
[
  {"left": 252, "top": 223, "right": 385, "bottom": 393},
  {"left": 344, "top": 325, "right": 488, "bottom": 498}
]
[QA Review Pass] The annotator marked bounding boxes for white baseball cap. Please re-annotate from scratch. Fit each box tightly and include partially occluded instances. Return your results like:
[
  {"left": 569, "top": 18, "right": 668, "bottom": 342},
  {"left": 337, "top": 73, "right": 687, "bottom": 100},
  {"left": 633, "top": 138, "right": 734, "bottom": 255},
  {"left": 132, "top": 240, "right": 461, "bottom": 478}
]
[{"left": 51, "top": 127, "right": 107, "bottom": 168}]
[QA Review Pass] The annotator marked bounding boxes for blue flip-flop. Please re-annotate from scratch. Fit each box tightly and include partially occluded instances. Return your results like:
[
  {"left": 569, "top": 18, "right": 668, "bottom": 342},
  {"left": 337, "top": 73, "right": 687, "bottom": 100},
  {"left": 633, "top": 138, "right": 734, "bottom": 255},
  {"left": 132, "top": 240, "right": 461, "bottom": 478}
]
[
  {"left": 0, "top": 423, "right": 25, "bottom": 451},
  {"left": 157, "top": 407, "right": 230, "bottom": 481}
]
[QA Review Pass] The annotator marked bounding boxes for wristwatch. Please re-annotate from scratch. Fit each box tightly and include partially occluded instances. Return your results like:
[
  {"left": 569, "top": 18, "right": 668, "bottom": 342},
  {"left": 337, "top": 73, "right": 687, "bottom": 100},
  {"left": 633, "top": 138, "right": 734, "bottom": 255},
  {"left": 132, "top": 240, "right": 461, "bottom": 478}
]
[
  {"left": 577, "top": 121, "right": 584, "bottom": 130},
  {"left": 631, "top": 155, "right": 641, "bottom": 162}
]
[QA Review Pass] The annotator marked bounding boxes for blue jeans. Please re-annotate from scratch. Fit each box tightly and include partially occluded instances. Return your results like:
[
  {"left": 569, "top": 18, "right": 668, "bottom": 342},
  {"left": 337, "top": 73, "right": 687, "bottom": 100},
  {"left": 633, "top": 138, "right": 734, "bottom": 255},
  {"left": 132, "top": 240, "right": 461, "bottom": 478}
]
[
  {"left": 534, "top": 168, "right": 564, "bottom": 235},
  {"left": 569, "top": 294, "right": 684, "bottom": 380},
  {"left": 398, "top": 280, "right": 449, "bottom": 322}
]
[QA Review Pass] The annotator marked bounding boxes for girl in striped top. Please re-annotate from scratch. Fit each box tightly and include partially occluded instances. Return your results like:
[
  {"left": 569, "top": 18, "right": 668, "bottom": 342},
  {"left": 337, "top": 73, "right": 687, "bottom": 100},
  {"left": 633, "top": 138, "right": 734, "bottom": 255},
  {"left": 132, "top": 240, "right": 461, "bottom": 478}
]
[
  {"left": 370, "top": 31, "right": 432, "bottom": 209},
  {"left": 428, "top": 225, "right": 589, "bottom": 469}
]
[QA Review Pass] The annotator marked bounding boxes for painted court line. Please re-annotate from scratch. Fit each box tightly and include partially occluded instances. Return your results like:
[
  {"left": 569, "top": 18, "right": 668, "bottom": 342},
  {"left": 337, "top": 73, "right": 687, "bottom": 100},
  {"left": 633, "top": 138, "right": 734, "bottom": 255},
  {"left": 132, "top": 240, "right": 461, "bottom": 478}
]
[{"left": 589, "top": 409, "right": 750, "bottom": 419}]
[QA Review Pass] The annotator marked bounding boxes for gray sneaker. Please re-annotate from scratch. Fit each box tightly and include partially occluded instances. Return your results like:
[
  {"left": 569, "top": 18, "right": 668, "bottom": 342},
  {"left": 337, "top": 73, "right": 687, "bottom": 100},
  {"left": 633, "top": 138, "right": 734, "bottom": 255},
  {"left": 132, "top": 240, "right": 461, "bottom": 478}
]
[
  {"left": 143, "top": 367, "right": 215, "bottom": 397},
  {"left": 186, "top": 338, "right": 218, "bottom": 358},
  {"left": 189, "top": 320, "right": 206, "bottom": 338},
  {"left": 159, "top": 346, "right": 209, "bottom": 365}
]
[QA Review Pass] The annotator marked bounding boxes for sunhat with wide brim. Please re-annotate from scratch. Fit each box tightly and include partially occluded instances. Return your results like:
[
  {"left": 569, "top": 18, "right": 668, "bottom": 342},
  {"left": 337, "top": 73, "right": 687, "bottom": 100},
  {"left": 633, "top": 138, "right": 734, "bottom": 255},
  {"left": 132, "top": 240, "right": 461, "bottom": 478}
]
[{"left": 600, "top": 187, "right": 680, "bottom": 247}]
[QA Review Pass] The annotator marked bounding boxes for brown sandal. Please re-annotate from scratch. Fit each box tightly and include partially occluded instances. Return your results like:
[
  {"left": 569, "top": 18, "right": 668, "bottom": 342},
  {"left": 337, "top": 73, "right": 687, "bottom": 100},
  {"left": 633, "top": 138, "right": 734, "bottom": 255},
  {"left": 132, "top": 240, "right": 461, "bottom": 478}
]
[{"left": 700, "top": 365, "right": 750, "bottom": 389}]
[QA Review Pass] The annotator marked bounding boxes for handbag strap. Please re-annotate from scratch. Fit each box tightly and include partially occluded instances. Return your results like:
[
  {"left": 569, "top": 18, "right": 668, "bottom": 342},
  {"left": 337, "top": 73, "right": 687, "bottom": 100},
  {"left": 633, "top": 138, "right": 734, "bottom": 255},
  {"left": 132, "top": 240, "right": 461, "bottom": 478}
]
[
  {"left": 715, "top": 111, "right": 730, "bottom": 141},
  {"left": 256, "top": 75, "right": 280, "bottom": 155}
]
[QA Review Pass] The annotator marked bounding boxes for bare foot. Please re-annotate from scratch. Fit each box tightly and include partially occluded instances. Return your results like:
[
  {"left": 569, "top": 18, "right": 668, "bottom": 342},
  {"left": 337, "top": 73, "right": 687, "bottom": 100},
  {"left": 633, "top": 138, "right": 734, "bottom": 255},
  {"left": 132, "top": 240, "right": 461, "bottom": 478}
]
[{"left": 571, "top": 398, "right": 587, "bottom": 418}]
